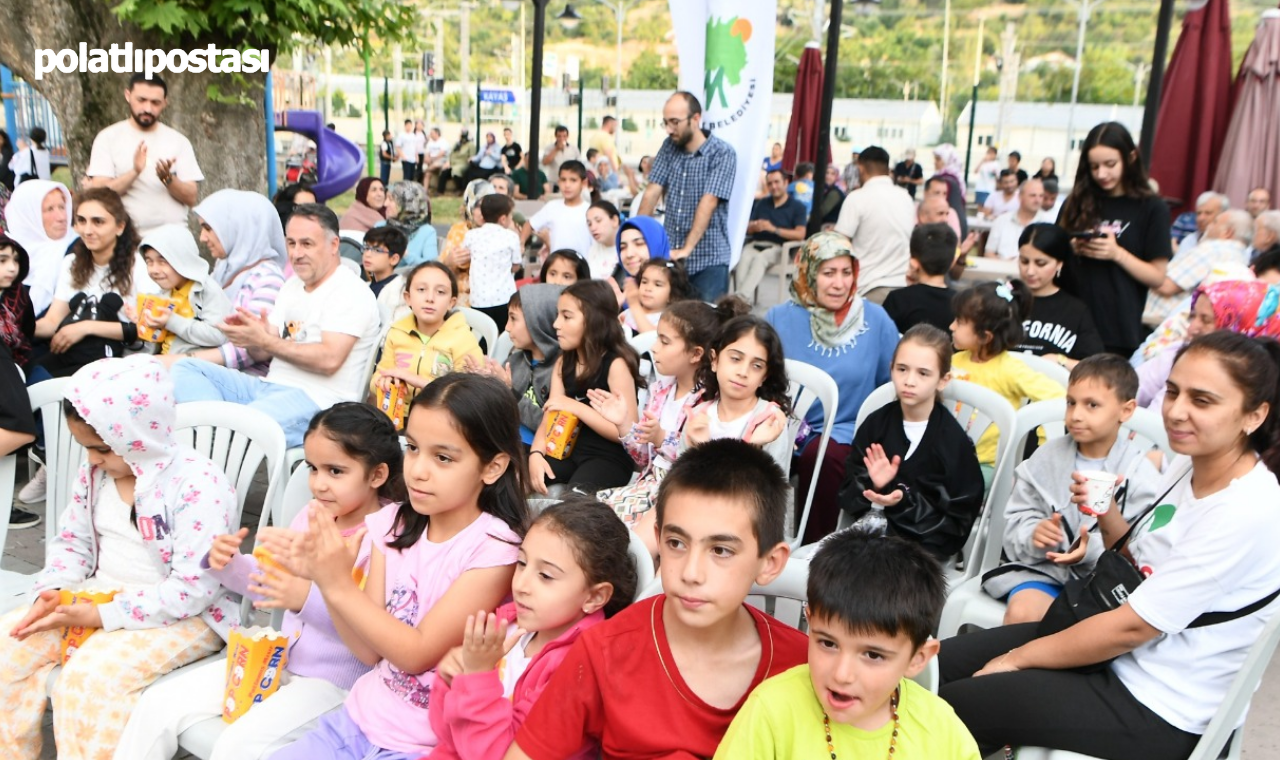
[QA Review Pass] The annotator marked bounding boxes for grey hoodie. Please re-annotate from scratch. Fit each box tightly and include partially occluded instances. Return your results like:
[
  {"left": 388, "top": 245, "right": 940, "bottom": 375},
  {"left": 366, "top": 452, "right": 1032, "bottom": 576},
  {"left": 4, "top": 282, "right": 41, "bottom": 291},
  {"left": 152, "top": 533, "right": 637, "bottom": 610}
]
[
  {"left": 139, "top": 224, "right": 232, "bottom": 355},
  {"left": 982, "top": 433, "right": 1163, "bottom": 598},
  {"left": 507, "top": 283, "right": 565, "bottom": 433}
]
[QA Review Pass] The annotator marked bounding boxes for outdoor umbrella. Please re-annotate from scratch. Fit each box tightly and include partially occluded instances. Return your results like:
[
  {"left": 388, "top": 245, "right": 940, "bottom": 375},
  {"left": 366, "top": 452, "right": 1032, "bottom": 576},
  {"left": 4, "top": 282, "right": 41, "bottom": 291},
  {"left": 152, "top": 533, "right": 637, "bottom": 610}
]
[
  {"left": 1148, "top": 0, "right": 1234, "bottom": 214},
  {"left": 782, "top": 41, "right": 824, "bottom": 174},
  {"left": 1213, "top": 9, "right": 1280, "bottom": 208}
]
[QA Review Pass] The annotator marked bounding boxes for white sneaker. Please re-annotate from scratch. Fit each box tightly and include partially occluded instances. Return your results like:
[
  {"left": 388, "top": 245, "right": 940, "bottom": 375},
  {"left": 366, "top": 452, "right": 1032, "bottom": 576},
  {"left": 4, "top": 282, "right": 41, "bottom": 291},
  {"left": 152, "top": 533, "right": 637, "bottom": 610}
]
[{"left": 18, "top": 465, "right": 47, "bottom": 504}]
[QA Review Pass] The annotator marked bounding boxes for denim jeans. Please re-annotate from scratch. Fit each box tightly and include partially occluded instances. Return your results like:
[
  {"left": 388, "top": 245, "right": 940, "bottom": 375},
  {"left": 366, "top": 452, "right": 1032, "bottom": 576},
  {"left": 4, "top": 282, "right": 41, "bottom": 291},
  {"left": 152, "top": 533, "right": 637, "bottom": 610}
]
[
  {"left": 170, "top": 361, "right": 321, "bottom": 447},
  {"left": 688, "top": 264, "right": 730, "bottom": 302}
]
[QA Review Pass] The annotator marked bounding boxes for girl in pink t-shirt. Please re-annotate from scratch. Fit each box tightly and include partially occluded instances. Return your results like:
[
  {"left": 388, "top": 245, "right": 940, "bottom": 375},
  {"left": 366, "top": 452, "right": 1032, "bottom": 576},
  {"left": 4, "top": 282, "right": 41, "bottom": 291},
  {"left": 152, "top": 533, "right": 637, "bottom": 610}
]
[
  {"left": 270, "top": 374, "right": 530, "bottom": 759},
  {"left": 429, "top": 496, "right": 639, "bottom": 760}
]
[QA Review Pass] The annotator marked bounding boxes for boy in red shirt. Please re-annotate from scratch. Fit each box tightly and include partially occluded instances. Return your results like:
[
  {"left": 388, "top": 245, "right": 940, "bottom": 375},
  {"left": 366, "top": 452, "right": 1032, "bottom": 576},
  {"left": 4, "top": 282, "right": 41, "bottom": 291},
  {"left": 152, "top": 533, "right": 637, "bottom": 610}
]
[{"left": 504, "top": 439, "right": 807, "bottom": 760}]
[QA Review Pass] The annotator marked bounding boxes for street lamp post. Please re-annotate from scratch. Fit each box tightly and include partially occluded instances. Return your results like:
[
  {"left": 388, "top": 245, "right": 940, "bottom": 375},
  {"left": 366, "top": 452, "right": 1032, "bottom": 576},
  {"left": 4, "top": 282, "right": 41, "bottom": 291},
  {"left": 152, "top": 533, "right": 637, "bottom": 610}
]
[
  {"left": 1063, "top": 0, "right": 1103, "bottom": 175},
  {"left": 525, "top": 1, "right": 581, "bottom": 200}
]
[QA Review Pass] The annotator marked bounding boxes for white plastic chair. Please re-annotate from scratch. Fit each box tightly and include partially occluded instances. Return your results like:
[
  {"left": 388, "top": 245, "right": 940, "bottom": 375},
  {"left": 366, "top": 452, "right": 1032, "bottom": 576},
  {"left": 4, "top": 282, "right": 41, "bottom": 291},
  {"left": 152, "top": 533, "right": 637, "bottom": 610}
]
[
  {"left": 1014, "top": 351, "right": 1071, "bottom": 389},
  {"left": 627, "top": 530, "right": 655, "bottom": 602},
  {"left": 937, "top": 400, "right": 1171, "bottom": 638},
  {"left": 174, "top": 401, "right": 289, "bottom": 526},
  {"left": 785, "top": 360, "right": 839, "bottom": 549},
  {"left": 491, "top": 331, "right": 514, "bottom": 365},
  {"left": 766, "top": 241, "right": 804, "bottom": 305},
  {"left": 846, "top": 379, "right": 1017, "bottom": 587},
  {"left": 1015, "top": 600, "right": 1280, "bottom": 760},
  {"left": 460, "top": 307, "right": 499, "bottom": 357}
]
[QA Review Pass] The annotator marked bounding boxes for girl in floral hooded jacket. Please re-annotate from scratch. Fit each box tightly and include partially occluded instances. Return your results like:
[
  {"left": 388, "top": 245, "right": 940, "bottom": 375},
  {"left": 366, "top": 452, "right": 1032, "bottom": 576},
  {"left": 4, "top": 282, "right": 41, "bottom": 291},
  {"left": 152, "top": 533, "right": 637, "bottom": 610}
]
[{"left": 0, "top": 355, "right": 238, "bottom": 759}]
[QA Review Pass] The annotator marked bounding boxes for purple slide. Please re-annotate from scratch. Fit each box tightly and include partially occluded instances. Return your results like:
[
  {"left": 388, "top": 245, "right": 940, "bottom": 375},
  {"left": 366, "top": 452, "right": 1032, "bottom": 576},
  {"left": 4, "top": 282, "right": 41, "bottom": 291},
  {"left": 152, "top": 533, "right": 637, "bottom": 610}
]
[{"left": 274, "top": 110, "right": 365, "bottom": 202}]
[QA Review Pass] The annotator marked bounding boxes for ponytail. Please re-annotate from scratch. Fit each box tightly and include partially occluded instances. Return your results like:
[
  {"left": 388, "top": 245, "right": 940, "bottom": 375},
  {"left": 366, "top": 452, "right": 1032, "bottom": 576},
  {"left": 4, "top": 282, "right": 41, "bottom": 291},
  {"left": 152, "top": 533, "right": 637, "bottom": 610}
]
[{"left": 1251, "top": 338, "right": 1280, "bottom": 475}]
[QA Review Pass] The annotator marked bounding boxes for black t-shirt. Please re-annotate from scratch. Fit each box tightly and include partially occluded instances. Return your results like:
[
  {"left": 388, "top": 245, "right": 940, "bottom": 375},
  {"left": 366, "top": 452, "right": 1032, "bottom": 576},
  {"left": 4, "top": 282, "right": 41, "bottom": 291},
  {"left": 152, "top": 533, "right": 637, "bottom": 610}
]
[
  {"left": 1014, "top": 168, "right": 1029, "bottom": 185},
  {"left": 748, "top": 197, "right": 808, "bottom": 245},
  {"left": 502, "top": 142, "right": 523, "bottom": 172},
  {"left": 892, "top": 161, "right": 924, "bottom": 198},
  {"left": 882, "top": 284, "right": 954, "bottom": 335},
  {"left": 0, "top": 343, "right": 36, "bottom": 438},
  {"left": 1058, "top": 194, "right": 1172, "bottom": 355},
  {"left": 1017, "top": 290, "right": 1105, "bottom": 360}
]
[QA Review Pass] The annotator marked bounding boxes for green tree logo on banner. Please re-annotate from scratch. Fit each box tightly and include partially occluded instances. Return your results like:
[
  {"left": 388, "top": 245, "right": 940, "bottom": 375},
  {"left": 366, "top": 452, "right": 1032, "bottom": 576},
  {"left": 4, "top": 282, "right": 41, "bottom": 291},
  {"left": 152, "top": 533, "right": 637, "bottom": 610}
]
[{"left": 705, "top": 16, "right": 751, "bottom": 108}]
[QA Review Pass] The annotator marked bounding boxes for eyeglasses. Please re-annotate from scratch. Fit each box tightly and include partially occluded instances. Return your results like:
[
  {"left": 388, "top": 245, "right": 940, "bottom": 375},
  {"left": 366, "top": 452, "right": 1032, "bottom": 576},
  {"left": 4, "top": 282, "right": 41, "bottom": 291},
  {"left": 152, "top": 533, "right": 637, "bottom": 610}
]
[
  {"left": 362, "top": 245, "right": 391, "bottom": 255},
  {"left": 662, "top": 116, "right": 693, "bottom": 130}
]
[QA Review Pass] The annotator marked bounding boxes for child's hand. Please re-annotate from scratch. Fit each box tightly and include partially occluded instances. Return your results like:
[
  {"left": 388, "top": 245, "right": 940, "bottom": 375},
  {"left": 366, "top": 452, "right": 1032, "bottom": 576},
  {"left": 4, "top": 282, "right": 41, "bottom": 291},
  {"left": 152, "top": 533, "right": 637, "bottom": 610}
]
[
  {"left": 747, "top": 408, "right": 787, "bottom": 446},
  {"left": 1032, "top": 513, "right": 1066, "bottom": 550},
  {"left": 1067, "top": 471, "right": 1124, "bottom": 516},
  {"left": 144, "top": 308, "right": 173, "bottom": 329},
  {"left": 10, "top": 590, "right": 60, "bottom": 639},
  {"left": 249, "top": 565, "right": 312, "bottom": 613},
  {"left": 635, "top": 414, "right": 665, "bottom": 446},
  {"left": 608, "top": 277, "right": 626, "bottom": 307},
  {"left": 1047, "top": 530, "right": 1089, "bottom": 565},
  {"left": 13, "top": 594, "right": 103, "bottom": 638},
  {"left": 49, "top": 321, "right": 91, "bottom": 354},
  {"left": 529, "top": 453, "right": 556, "bottom": 495},
  {"left": 295, "top": 509, "right": 366, "bottom": 588},
  {"left": 460, "top": 611, "right": 526, "bottom": 675},
  {"left": 621, "top": 278, "right": 638, "bottom": 306},
  {"left": 542, "top": 396, "right": 581, "bottom": 416},
  {"left": 862, "top": 488, "right": 904, "bottom": 508},
  {"left": 587, "top": 388, "right": 629, "bottom": 428},
  {"left": 437, "top": 645, "right": 465, "bottom": 687},
  {"left": 208, "top": 527, "right": 249, "bottom": 571},
  {"left": 863, "top": 444, "right": 901, "bottom": 491},
  {"left": 253, "top": 526, "right": 306, "bottom": 575},
  {"left": 452, "top": 246, "right": 472, "bottom": 267},
  {"left": 684, "top": 411, "right": 711, "bottom": 447},
  {"left": 487, "top": 358, "right": 513, "bottom": 387}
]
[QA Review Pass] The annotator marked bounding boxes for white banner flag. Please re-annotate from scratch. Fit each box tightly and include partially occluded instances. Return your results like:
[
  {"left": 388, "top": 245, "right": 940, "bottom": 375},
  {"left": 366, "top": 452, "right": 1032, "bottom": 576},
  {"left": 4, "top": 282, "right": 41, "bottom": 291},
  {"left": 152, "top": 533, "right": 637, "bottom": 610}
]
[{"left": 669, "top": 0, "right": 777, "bottom": 268}]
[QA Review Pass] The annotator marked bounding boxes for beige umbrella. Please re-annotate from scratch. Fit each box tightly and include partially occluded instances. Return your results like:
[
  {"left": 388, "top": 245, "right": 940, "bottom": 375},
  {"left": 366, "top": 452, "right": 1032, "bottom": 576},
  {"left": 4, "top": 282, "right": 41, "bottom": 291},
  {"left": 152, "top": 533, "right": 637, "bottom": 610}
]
[{"left": 1213, "top": 9, "right": 1280, "bottom": 207}]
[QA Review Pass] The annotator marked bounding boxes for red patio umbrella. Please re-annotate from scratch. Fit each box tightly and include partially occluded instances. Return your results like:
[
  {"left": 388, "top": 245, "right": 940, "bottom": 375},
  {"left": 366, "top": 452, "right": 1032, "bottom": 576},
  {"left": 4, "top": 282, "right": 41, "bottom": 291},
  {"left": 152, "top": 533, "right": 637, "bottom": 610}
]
[
  {"left": 1213, "top": 9, "right": 1280, "bottom": 208},
  {"left": 782, "top": 41, "right": 824, "bottom": 174},
  {"left": 1148, "top": 0, "right": 1234, "bottom": 214}
]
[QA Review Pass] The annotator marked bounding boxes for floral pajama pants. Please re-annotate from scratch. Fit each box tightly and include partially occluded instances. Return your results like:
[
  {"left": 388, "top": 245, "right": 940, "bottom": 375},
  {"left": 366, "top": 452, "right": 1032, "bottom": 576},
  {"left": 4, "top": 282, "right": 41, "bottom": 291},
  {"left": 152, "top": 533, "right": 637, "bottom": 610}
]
[{"left": 0, "top": 607, "right": 221, "bottom": 760}]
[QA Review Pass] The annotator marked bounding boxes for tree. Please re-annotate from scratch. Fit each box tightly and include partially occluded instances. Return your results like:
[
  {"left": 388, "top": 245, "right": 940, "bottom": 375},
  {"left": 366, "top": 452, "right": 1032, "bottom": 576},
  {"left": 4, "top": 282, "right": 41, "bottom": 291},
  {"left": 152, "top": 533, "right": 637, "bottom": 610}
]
[
  {"left": 625, "top": 50, "right": 678, "bottom": 91},
  {"left": 0, "top": 0, "right": 415, "bottom": 196},
  {"left": 332, "top": 89, "right": 348, "bottom": 114}
]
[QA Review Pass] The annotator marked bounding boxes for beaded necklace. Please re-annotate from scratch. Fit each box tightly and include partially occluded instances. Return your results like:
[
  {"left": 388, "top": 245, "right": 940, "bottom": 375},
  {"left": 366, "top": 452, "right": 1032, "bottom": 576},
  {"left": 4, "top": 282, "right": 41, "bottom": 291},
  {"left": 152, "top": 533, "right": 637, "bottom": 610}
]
[{"left": 822, "top": 687, "right": 900, "bottom": 759}]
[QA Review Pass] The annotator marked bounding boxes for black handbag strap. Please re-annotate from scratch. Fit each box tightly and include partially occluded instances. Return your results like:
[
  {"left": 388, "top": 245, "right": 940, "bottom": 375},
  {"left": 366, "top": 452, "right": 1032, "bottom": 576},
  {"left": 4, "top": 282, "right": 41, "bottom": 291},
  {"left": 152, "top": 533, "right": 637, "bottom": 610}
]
[
  {"left": 1190, "top": 587, "right": 1280, "bottom": 628},
  {"left": 1110, "top": 466, "right": 1191, "bottom": 553}
]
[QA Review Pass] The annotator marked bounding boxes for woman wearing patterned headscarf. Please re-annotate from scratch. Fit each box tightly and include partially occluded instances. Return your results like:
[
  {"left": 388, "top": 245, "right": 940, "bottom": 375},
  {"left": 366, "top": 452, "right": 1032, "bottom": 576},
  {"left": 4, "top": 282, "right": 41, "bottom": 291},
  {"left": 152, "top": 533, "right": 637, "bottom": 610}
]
[
  {"left": 932, "top": 143, "right": 969, "bottom": 239},
  {"left": 1137, "top": 278, "right": 1280, "bottom": 410},
  {"left": 765, "top": 231, "right": 900, "bottom": 544},
  {"left": 384, "top": 180, "right": 437, "bottom": 269}
]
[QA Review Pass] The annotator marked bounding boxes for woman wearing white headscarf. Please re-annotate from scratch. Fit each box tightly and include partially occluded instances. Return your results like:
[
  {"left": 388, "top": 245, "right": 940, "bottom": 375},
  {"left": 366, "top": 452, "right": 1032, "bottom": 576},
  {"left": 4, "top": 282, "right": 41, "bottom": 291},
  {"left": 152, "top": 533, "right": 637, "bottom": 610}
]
[
  {"left": 185, "top": 189, "right": 287, "bottom": 375},
  {"left": 4, "top": 180, "right": 76, "bottom": 315}
]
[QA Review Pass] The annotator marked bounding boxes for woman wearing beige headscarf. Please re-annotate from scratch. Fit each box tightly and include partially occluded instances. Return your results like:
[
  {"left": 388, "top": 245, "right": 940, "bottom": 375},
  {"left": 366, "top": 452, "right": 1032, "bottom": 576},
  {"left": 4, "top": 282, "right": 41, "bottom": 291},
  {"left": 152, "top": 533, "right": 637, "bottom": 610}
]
[{"left": 765, "top": 231, "right": 900, "bottom": 544}]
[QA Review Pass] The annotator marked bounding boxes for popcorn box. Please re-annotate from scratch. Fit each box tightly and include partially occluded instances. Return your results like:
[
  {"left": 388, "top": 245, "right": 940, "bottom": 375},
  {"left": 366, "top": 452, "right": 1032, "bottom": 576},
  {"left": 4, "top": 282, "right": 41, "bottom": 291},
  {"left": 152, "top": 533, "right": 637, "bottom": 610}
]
[
  {"left": 377, "top": 380, "right": 408, "bottom": 430},
  {"left": 136, "top": 294, "right": 175, "bottom": 343},
  {"left": 59, "top": 587, "right": 117, "bottom": 665},
  {"left": 544, "top": 411, "right": 580, "bottom": 460},
  {"left": 252, "top": 545, "right": 283, "bottom": 575},
  {"left": 222, "top": 626, "right": 290, "bottom": 722}
]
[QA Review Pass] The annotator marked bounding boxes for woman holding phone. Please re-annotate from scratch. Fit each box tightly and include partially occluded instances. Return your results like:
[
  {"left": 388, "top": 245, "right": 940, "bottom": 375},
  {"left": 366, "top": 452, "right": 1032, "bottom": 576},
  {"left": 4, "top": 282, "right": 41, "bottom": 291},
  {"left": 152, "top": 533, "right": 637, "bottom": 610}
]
[{"left": 1056, "top": 122, "right": 1171, "bottom": 357}]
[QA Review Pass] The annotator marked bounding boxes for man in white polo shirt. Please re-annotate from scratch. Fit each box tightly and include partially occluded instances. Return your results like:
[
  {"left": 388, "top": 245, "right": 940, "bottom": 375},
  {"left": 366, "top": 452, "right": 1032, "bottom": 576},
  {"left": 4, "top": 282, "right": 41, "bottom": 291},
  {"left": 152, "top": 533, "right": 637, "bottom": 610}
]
[
  {"left": 985, "top": 178, "right": 1049, "bottom": 260},
  {"left": 85, "top": 73, "right": 202, "bottom": 237},
  {"left": 170, "top": 204, "right": 380, "bottom": 446}
]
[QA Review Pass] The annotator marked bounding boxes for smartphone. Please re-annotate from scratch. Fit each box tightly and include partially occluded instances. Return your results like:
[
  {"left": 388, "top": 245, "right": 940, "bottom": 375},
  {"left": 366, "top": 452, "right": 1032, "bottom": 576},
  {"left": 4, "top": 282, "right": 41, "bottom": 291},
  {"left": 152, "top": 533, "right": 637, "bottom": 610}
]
[{"left": 1070, "top": 230, "right": 1107, "bottom": 240}]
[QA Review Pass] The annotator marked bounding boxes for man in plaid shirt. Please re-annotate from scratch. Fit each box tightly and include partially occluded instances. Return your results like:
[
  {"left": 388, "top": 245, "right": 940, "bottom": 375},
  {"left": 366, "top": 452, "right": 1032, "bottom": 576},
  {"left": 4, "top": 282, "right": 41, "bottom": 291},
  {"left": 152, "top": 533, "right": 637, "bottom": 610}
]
[{"left": 636, "top": 91, "right": 737, "bottom": 301}]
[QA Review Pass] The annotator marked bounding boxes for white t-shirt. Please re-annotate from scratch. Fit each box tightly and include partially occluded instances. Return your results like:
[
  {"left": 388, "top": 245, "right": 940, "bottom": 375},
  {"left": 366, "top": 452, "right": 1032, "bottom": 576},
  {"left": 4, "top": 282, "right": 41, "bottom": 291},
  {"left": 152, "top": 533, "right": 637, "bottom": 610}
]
[
  {"left": 528, "top": 199, "right": 593, "bottom": 258},
  {"left": 498, "top": 629, "right": 536, "bottom": 698},
  {"left": 393, "top": 132, "right": 419, "bottom": 162},
  {"left": 93, "top": 479, "right": 167, "bottom": 592},
  {"left": 985, "top": 210, "right": 1052, "bottom": 260},
  {"left": 833, "top": 176, "right": 916, "bottom": 293},
  {"left": 10, "top": 146, "right": 51, "bottom": 183},
  {"left": 902, "top": 418, "right": 928, "bottom": 459},
  {"left": 981, "top": 190, "right": 1020, "bottom": 219},
  {"left": 52, "top": 253, "right": 157, "bottom": 304},
  {"left": 974, "top": 159, "right": 1000, "bottom": 193},
  {"left": 266, "top": 265, "right": 381, "bottom": 408},
  {"left": 463, "top": 224, "right": 520, "bottom": 308},
  {"left": 586, "top": 241, "right": 617, "bottom": 281},
  {"left": 425, "top": 137, "right": 449, "bottom": 162},
  {"left": 86, "top": 120, "right": 203, "bottom": 236},
  {"left": 1112, "top": 457, "right": 1280, "bottom": 734}
]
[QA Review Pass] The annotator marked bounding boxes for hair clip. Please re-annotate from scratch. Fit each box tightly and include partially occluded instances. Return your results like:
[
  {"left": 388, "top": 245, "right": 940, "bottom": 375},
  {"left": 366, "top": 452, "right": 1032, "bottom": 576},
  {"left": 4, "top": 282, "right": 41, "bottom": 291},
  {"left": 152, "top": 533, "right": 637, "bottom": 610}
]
[
  {"left": 1257, "top": 284, "right": 1280, "bottom": 328},
  {"left": 995, "top": 282, "right": 1014, "bottom": 303}
]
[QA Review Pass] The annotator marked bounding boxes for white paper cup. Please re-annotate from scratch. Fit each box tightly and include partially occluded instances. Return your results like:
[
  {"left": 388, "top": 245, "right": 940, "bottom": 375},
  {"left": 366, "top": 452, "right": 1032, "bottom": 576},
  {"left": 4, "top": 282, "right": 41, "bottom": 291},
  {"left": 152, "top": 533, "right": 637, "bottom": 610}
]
[{"left": 1078, "top": 470, "right": 1117, "bottom": 516}]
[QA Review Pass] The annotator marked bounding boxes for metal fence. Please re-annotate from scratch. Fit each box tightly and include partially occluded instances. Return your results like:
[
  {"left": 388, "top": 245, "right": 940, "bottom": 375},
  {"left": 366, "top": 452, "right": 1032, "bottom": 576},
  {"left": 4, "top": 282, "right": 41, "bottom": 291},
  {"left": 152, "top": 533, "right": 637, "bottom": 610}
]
[{"left": 3, "top": 70, "right": 68, "bottom": 166}]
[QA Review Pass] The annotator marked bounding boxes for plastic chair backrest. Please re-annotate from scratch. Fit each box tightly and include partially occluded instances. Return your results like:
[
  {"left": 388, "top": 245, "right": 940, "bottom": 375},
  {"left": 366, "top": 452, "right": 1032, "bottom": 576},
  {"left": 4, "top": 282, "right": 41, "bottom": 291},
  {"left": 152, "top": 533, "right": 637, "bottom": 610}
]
[
  {"left": 275, "top": 463, "right": 315, "bottom": 532},
  {"left": 0, "top": 454, "right": 17, "bottom": 570},
  {"left": 628, "top": 329, "right": 658, "bottom": 385},
  {"left": 1014, "top": 351, "right": 1071, "bottom": 389},
  {"left": 28, "top": 378, "right": 81, "bottom": 546},
  {"left": 174, "top": 401, "right": 289, "bottom": 524},
  {"left": 492, "top": 331, "right": 514, "bottom": 365},
  {"left": 785, "top": 360, "right": 840, "bottom": 548},
  {"left": 628, "top": 531, "right": 656, "bottom": 602},
  {"left": 460, "top": 307, "right": 500, "bottom": 357},
  {"left": 359, "top": 322, "right": 389, "bottom": 402}
]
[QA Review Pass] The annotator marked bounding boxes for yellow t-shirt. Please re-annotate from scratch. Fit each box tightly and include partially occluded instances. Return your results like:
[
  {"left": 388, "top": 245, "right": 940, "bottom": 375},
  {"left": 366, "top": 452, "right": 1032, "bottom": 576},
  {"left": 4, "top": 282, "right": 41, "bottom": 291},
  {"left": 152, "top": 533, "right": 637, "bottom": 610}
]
[
  {"left": 951, "top": 350, "right": 1066, "bottom": 465},
  {"left": 159, "top": 281, "right": 195, "bottom": 355},
  {"left": 715, "top": 665, "right": 980, "bottom": 760}
]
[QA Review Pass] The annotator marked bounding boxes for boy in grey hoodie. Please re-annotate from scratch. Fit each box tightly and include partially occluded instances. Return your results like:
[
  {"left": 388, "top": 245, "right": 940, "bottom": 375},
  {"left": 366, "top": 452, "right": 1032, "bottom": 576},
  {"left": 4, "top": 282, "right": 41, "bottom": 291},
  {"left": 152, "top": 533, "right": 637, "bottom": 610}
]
[
  {"left": 137, "top": 224, "right": 232, "bottom": 358},
  {"left": 506, "top": 283, "right": 565, "bottom": 443},
  {"left": 982, "top": 354, "right": 1163, "bottom": 625}
]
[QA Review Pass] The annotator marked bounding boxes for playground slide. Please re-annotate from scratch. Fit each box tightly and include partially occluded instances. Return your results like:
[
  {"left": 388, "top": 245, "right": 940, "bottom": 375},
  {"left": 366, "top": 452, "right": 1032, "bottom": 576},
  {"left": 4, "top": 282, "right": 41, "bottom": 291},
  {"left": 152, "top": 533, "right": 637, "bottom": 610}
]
[{"left": 274, "top": 110, "right": 364, "bottom": 202}]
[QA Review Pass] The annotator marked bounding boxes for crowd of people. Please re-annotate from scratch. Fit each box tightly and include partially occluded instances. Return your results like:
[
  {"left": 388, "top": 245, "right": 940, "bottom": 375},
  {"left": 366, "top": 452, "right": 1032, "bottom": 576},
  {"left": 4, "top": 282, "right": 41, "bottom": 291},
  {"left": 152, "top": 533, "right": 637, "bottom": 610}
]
[{"left": 0, "top": 71, "right": 1279, "bottom": 760}]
